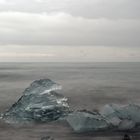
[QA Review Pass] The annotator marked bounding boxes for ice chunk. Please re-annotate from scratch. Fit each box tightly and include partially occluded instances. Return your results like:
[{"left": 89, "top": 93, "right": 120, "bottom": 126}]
[
  {"left": 100, "top": 104, "right": 140, "bottom": 125},
  {"left": 2, "top": 79, "right": 69, "bottom": 123},
  {"left": 100, "top": 104, "right": 122, "bottom": 126},
  {"left": 119, "top": 104, "right": 140, "bottom": 124},
  {"left": 67, "top": 104, "right": 140, "bottom": 133},
  {"left": 118, "top": 119, "right": 135, "bottom": 130},
  {"left": 106, "top": 116, "right": 121, "bottom": 127},
  {"left": 100, "top": 104, "right": 121, "bottom": 117},
  {"left": 67, "top": 111, "right": 109, "bottom": 132}
]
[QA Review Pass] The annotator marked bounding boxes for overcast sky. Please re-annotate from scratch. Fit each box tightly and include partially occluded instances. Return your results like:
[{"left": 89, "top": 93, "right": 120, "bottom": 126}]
[{"left": 0, "top": 0, "right": 139, "bottom": 62}]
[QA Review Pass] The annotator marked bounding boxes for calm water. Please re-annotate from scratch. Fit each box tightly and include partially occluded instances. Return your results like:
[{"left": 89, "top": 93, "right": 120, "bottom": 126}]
[{"left": 0, "top": 62, "right": 140, "bottom": 140}]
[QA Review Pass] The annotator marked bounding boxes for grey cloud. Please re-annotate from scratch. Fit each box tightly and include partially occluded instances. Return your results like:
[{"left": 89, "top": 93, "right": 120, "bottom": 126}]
[
  {"left": 0, "top": 0, "right": 139, "bottom": 19},
  {"left": 0, "top": 12, "right": 139, "bottom": 46},
  {"left": 0, "top": 0, "right": 139, "bottom": 62},
  {"left": 0, "top": 0, "right": 139, "bottom": 47}
]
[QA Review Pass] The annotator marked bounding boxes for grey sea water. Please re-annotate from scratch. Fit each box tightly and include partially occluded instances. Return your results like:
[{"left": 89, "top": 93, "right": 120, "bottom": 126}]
[{"left": 0, "top": 62, "right": 140, "bottom": 140}]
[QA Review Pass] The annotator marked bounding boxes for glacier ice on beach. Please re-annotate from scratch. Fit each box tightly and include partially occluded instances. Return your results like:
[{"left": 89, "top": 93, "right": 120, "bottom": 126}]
[
  {"left": 100, "top": 104, "right": 140, "bottom": 126},
  {"left": 67, "top": 104, "right": 140, "bottom": 132},
  {"left": 2, "top": 79, "right": 69, "bottom": 123},
  {"left": 67, "top": 111, "right": 109, "bottom": 132},
  {"left": 118, "top": 119, "right": 135, "bottom": 131},
  {"left": 1, "top": 78, "right": 140, "bottom": 133}
]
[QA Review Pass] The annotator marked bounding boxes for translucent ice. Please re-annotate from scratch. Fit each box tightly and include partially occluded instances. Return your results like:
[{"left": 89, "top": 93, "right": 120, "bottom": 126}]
[
  {"left": 67, "top": 104, "right": 140, "bottom": 132},
  {"left": 1, "top": 79, "right": 140, "bottom": 133},
  {"left": 100, "top": 104, "right": 140, "bottom": 130},
  {"left": 118, "top": 119, "right": 135, "bottom": 131},
  {"left": 2, "top": 79, "right": 69, "bottom": 123},
  {"left": 67, "top": 111, "right": 109, "bottom": 132},
  {"left": 100, "top": 104, "right": 140, "bottom": 127}
]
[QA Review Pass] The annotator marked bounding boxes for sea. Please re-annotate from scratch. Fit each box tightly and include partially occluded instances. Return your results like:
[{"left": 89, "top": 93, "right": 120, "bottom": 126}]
[{"left": 0, "top": 62, "right": 140, "bottom": 140}]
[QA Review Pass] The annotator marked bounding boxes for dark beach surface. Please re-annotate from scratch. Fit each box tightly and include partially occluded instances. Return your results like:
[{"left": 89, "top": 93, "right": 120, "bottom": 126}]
[{"left": 0, "top": 62, "right": 140, "bottom": 140}]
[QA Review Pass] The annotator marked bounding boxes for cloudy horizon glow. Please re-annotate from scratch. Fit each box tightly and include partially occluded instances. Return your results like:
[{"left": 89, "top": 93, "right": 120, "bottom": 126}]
[{"left": 0, "top": 0, "right": 139, "bottom": 62}]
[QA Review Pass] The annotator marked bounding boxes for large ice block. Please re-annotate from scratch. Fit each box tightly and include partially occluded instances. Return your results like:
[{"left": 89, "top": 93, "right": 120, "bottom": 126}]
[{"left": 2, "top": 79, "right": 69, "bottom": 123}]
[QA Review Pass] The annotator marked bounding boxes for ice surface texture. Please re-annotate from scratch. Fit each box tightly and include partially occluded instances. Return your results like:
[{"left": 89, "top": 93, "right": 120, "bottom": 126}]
[
  {"left": 2, "top": 79, "right": 69, "bottom": 123},
  {"left": 67, "top": 104, "right": 140, "bottom": 132}
]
